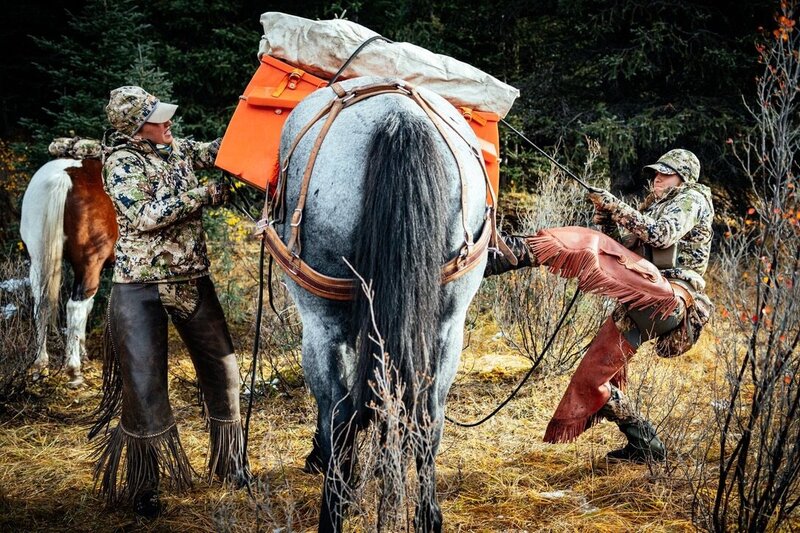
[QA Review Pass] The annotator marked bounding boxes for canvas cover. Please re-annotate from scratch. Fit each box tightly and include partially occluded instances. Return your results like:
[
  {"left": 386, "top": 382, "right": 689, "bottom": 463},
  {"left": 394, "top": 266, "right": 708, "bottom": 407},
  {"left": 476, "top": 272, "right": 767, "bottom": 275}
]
[{"left": 259, "top": 12, "right": 520, "bottom": 118}]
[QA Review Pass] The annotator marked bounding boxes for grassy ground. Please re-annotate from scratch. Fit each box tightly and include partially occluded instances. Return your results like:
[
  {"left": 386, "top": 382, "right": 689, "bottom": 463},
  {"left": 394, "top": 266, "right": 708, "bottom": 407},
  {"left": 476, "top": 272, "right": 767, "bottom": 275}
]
[{"left": 0, "top": 306, "right": 708, "bottom": 532}]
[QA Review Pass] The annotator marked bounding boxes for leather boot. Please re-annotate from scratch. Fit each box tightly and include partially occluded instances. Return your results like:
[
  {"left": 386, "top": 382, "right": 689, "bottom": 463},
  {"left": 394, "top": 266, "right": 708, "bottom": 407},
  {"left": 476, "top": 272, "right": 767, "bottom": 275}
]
[
  {"left": 607, "top": 420, "right": 666, "bottom": 463},
  {"left": 484, "top": 233, "right": 537, "bottom": 277},
  {"left": 133, "top": 488, "right": 164, "bottom": 520}
]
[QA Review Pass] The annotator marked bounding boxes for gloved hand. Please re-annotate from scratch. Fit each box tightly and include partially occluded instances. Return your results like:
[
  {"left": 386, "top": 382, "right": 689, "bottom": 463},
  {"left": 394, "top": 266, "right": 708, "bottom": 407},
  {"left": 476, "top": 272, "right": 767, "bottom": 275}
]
[
  {"left": 586, "top": 188, "right": 619, "bottom": 212},
  {"left": 592, "top": 208, "right": 613, "bottom": 226},
  {"left": 207, "top": 181, "right": 231, "bottom": 207}
]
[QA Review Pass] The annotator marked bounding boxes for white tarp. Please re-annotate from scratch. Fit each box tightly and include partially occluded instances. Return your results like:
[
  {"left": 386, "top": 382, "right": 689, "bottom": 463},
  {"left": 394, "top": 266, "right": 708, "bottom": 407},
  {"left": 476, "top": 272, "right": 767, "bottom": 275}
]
[{"left": 259, "top": 12, "right": 519, "bottom": 118}]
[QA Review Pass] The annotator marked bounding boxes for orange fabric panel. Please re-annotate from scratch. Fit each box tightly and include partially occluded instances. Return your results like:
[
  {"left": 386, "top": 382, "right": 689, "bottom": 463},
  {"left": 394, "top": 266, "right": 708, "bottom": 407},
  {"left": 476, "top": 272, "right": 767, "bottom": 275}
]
[
  {"left": 216, "top": 55, "right": 327, "bottom": 192},
  {"left": 217, "top": 55, "right": 502, "bottom": 203},
  {"left": 459, "top": 107, "right": 500, "bottom": 205}
]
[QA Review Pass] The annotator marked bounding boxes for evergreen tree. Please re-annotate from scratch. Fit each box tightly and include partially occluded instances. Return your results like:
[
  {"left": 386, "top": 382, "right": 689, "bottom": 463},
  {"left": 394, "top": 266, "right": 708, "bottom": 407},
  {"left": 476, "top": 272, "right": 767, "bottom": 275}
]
[{"left": 20, "top": 0, "right": 171, "bottom": 165}]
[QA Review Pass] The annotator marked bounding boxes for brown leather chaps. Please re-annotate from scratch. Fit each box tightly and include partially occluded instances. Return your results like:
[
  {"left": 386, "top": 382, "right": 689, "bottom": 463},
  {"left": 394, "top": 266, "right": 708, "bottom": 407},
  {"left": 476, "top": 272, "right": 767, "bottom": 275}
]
[
  {"left": 91, "top": 276, "right": 249, "bottom": 505},
  {"left": 527, "top": 227, "right": 687, "bottom": 443}
]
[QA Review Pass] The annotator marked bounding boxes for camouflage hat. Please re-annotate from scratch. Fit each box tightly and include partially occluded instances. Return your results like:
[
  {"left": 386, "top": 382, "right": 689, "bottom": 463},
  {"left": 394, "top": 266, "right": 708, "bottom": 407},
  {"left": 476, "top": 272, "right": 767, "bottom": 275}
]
[
  {"left": 643, "top": 149, "right": 701, "bottom": 183},
  {"left": 105, "top": 86, "right": 178, "bottom": 136}
]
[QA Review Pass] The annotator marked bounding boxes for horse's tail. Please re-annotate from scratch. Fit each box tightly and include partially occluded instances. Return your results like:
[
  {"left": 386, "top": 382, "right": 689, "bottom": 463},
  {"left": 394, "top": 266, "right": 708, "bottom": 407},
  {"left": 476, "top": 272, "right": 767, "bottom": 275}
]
[
  {"left": 353, "top": 109, "right": 448, "bottom": 424},
  {"left": 20, "top": 161, "right": 73, "bottom": 323}
]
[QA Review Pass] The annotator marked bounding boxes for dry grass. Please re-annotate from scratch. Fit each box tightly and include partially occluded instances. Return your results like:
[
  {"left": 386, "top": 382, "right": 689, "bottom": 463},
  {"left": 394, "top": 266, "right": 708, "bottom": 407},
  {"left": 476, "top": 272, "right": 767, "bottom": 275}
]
[{"left": 0, "top": 298, "right": 711, "bottom": 532}]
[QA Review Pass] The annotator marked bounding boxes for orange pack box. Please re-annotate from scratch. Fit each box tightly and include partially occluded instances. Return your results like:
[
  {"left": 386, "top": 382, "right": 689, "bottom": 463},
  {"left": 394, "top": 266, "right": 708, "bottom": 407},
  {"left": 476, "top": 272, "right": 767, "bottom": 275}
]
[
  {"left": 217, "top": 55, "right": 501, "bottom": 204},
  {"left": 216, "top": 55, "right": 327, "bottom": 193}
]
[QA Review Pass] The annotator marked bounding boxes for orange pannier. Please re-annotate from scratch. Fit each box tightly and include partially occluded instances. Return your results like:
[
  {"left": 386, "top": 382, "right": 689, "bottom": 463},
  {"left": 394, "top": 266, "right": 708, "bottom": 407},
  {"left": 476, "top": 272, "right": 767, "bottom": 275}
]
[{"left": 216, "top": 55, "right": 501, "bottom": 204}]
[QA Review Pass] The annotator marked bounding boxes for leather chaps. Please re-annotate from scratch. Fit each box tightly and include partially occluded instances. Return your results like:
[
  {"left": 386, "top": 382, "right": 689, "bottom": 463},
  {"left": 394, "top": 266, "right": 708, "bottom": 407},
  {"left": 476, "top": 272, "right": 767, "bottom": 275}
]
[{"left": 90, "top": 276, "right": 249, "bottom": 505}]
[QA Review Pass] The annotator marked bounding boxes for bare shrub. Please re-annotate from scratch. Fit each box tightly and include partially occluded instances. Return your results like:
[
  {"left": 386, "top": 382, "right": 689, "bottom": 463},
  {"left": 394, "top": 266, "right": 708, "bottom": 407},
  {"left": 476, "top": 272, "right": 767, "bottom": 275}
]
[
  {"left": 688, "top": 5, "right": 800, "bottom": 530},
  {"left": 492, "top": 138, "right": 613, "bottom": 375},
  {"left": 0, "top": 255, "right": 37, "bottom": 398},
  {"left": 311, "top": 267, "right": 445, "bottom": 531}
]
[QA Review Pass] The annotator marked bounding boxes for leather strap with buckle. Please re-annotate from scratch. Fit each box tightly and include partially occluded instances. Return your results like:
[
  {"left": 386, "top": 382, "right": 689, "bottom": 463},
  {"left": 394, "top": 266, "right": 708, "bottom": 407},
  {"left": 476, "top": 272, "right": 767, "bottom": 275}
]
[{"left": 260, "top": 79, "right": 505, "bottom": 301}]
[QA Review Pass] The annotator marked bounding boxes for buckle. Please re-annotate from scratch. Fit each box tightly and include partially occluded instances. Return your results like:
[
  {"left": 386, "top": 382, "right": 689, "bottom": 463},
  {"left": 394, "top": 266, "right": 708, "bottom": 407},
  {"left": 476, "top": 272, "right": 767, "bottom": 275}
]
[
  {"left": 290, "top": 208, "right": 303, "bottom": 227},
  {"left": 457, "top": 242, "right": 473, "bottom": 268},
  {"left": 254, "top": 218, "right": 269, "bottom": 235}
]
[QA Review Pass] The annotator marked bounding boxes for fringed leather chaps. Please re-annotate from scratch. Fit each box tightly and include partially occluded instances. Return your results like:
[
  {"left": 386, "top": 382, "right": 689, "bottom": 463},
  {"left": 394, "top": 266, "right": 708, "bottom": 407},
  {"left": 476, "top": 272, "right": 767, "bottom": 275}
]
[
  {"left": 174, "top": 277, "right": 250, "bottom": 483},
  {"left": 91, "top": 283, "right": 194, "bottom": 504},
  {"left": 528, "top": 227, "right": 681, "bottom": 320},
  {"left": 543, "top": 317, "right": 636, "bottom": 443},
  {"left": 90, "top": 277, "right": 248, "bottom": 505},
  {"left": 530, "top": 227, "right": 688, "bottom": 444}
]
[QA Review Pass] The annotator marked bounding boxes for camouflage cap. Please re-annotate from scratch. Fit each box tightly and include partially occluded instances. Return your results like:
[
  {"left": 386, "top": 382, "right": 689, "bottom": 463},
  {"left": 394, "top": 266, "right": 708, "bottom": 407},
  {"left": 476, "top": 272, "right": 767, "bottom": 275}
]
[
  {"left": 105, "top": 86, "right": 178, "bottom": 136},
  {"left": 643, "top": 149, "right": 701, "bottom": 183}
]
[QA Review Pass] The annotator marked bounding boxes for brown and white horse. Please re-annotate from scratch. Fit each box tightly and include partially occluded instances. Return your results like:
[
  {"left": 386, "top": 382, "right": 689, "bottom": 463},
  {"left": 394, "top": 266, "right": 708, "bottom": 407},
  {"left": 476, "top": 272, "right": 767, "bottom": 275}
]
[{"left": 20, "top": 158, "right": 117, "bottom": 387}]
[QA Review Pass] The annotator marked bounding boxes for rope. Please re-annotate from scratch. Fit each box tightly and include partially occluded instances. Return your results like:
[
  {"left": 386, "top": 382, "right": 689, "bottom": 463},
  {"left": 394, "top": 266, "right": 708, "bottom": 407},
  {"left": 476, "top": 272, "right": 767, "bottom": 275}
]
[
  {"left": 242, "top": 237, "right": 265, "bottom": 458},
  {"left": 327, "top": 35, "right": 394, "bottom": 86},
  {"left": 446, "top": 288, "right": 581, "bottom": 427},
  {"left": 500, "top": 118, "right": 601, "bottom": 193}
]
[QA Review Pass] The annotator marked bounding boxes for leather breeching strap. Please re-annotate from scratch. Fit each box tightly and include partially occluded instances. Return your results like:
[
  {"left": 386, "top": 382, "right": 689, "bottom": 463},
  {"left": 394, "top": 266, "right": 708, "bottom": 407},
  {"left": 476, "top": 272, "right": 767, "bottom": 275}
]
[{"left": 256, "top": 79, "right": 501, "bottom": 302}]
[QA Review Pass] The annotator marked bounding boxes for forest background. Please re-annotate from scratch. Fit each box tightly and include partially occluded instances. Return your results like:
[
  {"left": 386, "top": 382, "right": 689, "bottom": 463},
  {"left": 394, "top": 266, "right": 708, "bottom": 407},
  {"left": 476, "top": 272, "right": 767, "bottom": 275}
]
[{"left": 0, "top": 0, "right": 778, "bottom": 253}]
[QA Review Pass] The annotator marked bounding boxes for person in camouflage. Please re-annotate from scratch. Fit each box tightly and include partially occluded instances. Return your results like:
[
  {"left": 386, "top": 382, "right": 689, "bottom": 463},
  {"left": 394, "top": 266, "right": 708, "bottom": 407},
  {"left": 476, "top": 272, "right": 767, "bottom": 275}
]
[
  {"left": 89, "top": 86, "right": 250, "bottom": 519},
  {"left": 486, "top": 149, "right": 714, "bottom": 463}
]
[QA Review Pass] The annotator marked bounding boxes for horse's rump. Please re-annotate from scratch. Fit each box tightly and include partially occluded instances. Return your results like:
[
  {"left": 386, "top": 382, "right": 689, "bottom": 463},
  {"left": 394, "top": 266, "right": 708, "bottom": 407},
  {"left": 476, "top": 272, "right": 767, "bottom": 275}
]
[{"left": 278, "top": 77, "right": 487, "bottom": 413}]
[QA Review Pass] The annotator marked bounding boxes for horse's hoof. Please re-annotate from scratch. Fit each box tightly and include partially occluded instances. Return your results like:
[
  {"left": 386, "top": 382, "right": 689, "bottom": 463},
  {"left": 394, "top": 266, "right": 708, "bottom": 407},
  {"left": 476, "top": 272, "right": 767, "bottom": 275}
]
[
  {"left": 66, "top": 375, "right": 85, "bottom": 388},
  {"left": 30, "top": 368, "right": 48, "bottom": 382}
]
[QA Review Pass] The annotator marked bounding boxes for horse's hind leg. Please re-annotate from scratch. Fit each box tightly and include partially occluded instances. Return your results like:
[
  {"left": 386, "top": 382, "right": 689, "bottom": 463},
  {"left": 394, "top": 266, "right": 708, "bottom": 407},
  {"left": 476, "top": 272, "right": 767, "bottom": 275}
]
[
  {"left": 414, "top": 398, "right": 445, "bottom": 533},
  {"left": 64, "top": 295, "right": 93, "bottom": 388},
  {"left": 415, "top": 304, "right": 474, "bottom": 533},
  {"left": 312, "top": 343, "right": 357, "bottom": 533},
  {"left": 29, "top": 264, "right": 50, "bottom": 380},
  {"left": 63, "top": 257, "right": 104, "bottom": 388},
  {"left": 293, "top": 293, "right": 357, "bottom": 533}
]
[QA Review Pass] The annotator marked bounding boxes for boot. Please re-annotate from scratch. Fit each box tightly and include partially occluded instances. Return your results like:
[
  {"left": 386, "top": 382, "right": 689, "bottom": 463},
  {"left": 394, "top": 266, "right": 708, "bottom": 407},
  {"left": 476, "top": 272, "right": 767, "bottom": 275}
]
[
  {"left": 607, "top": 420, "right": 666, "bottom": 464},
  {"left": 484, "top": 233, "right": 536, "bottom": 277},
  {"left": 133, "top": 488, "right": 164, "bottom": 520}
]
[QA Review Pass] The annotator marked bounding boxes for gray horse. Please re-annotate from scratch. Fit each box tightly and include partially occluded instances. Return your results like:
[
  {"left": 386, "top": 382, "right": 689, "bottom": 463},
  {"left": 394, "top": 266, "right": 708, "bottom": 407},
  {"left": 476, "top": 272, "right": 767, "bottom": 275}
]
[{"left": 274, "top": 76, "right": 488, "bottom": 532}]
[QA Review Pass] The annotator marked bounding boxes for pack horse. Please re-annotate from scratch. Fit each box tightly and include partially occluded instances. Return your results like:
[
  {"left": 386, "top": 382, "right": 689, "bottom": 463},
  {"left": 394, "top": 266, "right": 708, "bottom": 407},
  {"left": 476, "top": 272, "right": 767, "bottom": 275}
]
[
  {"left": 262, "top": 77, "right": 495, "bottom": 532},
  {"left": 20, "top": 157, "right": 117, "bottom": 387}
]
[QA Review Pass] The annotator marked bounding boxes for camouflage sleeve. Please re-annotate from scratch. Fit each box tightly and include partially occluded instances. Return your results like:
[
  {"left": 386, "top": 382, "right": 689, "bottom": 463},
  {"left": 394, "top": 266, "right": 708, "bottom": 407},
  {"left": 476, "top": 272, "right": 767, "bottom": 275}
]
[
  {"left": 105, "top": 153, "right": 211, "bottom": 232},
  {"left": 180, "top": 138, "right": 221, "bottom": 169},
  {"left": 609, "top": 190, "right": 703, "bottom": 248}
]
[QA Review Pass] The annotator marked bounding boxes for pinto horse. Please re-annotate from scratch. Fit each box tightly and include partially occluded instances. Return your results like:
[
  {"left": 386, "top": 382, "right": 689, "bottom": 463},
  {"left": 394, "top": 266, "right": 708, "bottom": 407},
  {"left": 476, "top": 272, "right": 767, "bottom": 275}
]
[
  {"left": 268, "top": 77, "right": 490, "bottom": 532},
  {"left": 20, "top": 158, "right": 117, "bottom": 387}
]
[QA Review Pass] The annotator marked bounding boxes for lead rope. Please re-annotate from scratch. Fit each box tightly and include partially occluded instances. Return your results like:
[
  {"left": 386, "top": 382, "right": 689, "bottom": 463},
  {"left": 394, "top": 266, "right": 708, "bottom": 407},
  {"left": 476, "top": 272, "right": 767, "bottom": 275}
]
[
  {"left": 446, "top": 289, "right": 582, "bottom": 427},
  {"left": 500, "top": 118, "right": 601, "bottom": 193},
  {"left": 444, "top": 120, "right": 599, "bottom": 427}
]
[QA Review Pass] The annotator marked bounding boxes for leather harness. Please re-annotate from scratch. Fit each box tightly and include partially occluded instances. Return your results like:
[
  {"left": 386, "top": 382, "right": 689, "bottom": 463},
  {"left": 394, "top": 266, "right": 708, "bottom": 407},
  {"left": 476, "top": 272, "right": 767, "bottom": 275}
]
[{"left": 255, "top": 79, "right": 514, "bottom": 301}]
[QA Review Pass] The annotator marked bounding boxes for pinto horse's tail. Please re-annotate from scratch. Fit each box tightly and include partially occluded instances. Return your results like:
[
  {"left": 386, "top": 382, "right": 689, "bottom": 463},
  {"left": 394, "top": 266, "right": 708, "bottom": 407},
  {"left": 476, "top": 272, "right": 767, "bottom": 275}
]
[
  {"left": 20, "top": 160, "right": 74, "bottom": 324},
  {"left": 353, "top": 109, "right": 448, "bottom": 424}
]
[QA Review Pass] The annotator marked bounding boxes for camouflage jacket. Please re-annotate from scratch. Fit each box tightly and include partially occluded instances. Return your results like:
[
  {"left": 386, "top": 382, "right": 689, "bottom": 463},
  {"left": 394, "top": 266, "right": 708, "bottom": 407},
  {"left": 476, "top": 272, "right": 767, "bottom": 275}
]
[
  {"left": 102, "top": 133, "right": 220, "bottom": 283},
  {"left": 599, "top": 183, "right": 714, "bottom": 292}
]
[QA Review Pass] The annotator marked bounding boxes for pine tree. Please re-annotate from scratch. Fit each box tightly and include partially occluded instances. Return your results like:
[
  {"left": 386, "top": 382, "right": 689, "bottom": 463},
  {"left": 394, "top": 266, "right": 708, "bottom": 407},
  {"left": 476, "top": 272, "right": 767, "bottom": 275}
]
[{"left": 20, "top": 0, "right": 172, "bottom": 164}]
